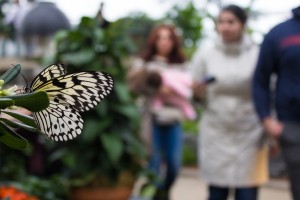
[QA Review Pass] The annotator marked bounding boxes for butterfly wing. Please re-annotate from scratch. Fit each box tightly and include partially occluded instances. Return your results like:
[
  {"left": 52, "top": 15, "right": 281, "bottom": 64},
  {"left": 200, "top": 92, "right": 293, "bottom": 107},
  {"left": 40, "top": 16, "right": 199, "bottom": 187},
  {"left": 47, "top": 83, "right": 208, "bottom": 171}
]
[
  {"left": 31, "top": 69, "right": 113, "bottom": 141},
  {"left": 30, "top": 63, "right": 68, "bottom": 91},
  {"left": 34, "top": 71, "right": 114, "bottom": 112},
  {"left": 33, "top": 103, "right": 83, "bottom": 141}
]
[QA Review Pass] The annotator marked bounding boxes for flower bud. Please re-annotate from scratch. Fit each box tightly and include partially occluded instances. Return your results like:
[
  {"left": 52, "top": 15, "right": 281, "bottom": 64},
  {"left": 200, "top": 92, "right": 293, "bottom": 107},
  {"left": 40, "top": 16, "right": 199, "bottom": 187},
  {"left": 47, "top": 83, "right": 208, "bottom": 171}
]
[
  {"left": 2, "top": 85, "right": 18, "bottom": 96},
  {"left": 0, "top": 79, "right": 4, "bottom": 89}
]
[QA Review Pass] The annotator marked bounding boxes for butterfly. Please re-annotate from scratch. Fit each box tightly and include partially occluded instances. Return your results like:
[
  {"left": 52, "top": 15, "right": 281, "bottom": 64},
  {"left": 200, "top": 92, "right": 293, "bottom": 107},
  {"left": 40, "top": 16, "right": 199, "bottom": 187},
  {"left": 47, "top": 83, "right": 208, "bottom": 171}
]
[{"left": 28, "top": 63, "right": 113, "bottom": 141}]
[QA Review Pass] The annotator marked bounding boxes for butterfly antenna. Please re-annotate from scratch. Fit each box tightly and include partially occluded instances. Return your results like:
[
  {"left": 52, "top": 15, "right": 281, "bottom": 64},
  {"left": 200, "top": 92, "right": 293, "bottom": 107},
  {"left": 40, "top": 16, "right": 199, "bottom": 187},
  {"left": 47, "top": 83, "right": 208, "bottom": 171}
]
[{"left": 11, "top": 64, "right": 29, "bottom": 93}]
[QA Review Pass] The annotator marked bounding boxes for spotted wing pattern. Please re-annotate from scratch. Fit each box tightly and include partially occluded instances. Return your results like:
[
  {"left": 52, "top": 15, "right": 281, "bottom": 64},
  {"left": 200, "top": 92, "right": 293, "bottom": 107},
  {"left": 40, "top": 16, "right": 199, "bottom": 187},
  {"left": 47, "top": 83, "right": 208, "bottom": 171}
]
[{"left": 30, "top": 64, "right": 114, "bottom": 141}]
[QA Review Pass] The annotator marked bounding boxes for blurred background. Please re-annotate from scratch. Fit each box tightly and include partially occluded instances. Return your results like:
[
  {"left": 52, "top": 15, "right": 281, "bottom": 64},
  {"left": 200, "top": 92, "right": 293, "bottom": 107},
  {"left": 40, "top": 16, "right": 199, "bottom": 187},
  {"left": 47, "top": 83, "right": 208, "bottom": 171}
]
[
  {"left": 0, "top": 0, "right": 297, "bottom": 199},
  {"left": 50, "top": 0, "right": 300, "bottom": 45}
]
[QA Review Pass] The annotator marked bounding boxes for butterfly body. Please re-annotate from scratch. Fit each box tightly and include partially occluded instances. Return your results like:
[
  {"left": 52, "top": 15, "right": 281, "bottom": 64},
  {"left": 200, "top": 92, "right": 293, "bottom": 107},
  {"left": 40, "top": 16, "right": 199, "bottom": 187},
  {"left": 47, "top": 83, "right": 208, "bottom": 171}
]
[{"left": 29, "top": 64, "right": 113, "bottom": 141}]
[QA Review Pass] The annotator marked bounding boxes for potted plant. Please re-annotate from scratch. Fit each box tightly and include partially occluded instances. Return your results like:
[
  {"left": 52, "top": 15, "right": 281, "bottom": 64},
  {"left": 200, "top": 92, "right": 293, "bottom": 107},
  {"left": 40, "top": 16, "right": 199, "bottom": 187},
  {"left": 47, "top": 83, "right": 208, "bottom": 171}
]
[{"left": 45, "top": 16, "right": 145, "bottom": 199}]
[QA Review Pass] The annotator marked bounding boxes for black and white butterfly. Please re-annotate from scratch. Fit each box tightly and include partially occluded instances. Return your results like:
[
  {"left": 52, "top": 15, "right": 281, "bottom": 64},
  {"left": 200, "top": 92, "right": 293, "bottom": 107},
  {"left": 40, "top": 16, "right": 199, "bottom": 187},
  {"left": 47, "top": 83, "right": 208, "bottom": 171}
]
[{"left": 28, "top": 63, "right": 113, "bottom": 141}]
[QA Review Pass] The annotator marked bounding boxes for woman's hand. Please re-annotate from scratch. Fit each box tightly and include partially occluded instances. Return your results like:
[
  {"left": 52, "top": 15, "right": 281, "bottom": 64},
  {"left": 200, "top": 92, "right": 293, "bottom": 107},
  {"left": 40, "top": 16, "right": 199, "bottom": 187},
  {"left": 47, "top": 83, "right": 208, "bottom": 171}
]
[
  {"left": 269, "top": 138, "right": 281, "bottom": 158},
  {"left": 192, "top": 82, "right": 207, "bottom": 101},
  {"left": 263, "top": 117, "right": 284, "bottom": 138},
  {"left": 158, "top": 85, "right": 175, "bottom": 97}
]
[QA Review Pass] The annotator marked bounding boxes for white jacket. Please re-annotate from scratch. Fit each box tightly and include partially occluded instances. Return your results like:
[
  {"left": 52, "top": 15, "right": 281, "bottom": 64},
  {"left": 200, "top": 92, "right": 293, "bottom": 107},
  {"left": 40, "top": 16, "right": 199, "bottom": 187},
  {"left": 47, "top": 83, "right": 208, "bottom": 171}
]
[{"left": 190, "top": 35, "right": 269, "bottom": 186}]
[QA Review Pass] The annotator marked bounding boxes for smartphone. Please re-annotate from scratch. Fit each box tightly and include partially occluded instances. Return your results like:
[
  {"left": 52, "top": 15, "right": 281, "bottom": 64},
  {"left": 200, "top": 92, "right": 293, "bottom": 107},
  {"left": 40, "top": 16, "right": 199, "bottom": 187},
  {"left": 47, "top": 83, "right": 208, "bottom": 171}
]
[{"left": 199, "top": 76, "right": 216, "bottom": 85}]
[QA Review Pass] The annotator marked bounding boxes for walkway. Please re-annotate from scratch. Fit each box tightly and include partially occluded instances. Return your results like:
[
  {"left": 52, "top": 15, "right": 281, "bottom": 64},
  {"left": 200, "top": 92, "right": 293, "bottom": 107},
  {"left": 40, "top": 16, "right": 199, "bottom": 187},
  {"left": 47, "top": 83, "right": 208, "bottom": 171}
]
[{"left": 171, "top": 168, "right": 291, "bottom": 200}]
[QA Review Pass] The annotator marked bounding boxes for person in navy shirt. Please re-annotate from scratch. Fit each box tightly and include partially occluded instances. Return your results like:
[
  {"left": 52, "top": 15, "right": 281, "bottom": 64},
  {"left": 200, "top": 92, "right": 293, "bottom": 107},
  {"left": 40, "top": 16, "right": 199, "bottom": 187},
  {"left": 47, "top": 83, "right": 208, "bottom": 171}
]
[{"left": 253, "top": 6, "right": 300, "bottom": 200}]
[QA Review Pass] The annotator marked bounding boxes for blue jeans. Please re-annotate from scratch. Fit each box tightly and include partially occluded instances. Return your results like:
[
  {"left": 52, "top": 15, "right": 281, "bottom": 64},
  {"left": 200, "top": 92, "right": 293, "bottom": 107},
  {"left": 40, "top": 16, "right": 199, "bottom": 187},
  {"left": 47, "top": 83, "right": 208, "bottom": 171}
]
[
  {"left": 208, "top": 185, "right": 258, "bottom": 200},
  {"left": 149, "top": 122, "right": 182, "bottom": 191}
]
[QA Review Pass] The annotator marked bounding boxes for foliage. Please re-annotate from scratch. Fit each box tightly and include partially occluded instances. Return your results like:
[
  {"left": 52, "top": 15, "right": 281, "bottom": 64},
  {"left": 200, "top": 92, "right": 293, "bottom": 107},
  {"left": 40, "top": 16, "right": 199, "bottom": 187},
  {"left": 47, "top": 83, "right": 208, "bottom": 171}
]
[
  {"left": 182, "top": 143, "right": 197, "bottom": 166},
  {"left": 112, "top": 12, "right": 158, "bottom": 55},
  {"left": 0, "top": 136, "right": 69, "bottom": 200},
  {"left": 46, "top": 16, "right": 145, "bottom": 187},
  {"left": 0, "top": 175, "right": 68, "bottom": 200},
  {"left": 0, "top": 12, "right": 146, "bottom": 199},
  {"left": 164, "top": 1, "right": 204, "bottom": 58},
  {"left": 181, "top": 106, "right": 203, "bottom": 166},
  {"left": 14, "top": 176, "right": 68, "bottom": 200},
  {"left": 111, "top": 3, "right": 204, "bottom": 59},
  {"left": 0, "top": 65, "right": 49, "bottom": 150},
  {"left": 0, "top": 65, "right": 66, "bottom": 199}
]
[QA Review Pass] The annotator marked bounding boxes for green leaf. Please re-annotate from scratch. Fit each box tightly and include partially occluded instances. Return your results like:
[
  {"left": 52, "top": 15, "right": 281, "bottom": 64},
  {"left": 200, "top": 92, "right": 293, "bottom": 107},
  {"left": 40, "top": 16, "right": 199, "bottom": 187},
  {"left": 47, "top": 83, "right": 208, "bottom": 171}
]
[
  {"left": 79, "top": 16, "right": 97, "bottom": 29},
  {"left": 61, "top": 152, "right": 76, "bottom": 169},
  {"left": 61, "top": 49, "right": 95, "bottom": 66},
  {"left": 0, "top": 98, "right": 14, "bottom": 109},
  {"left": 71, "top": 173, "right": 96, "bottom": 187},
  {"left": 0, "top": 121, "right": 28, "bottom": 150},
  {"left": 112, "top": 104, "right": 138, "bottom": 120},
  {"left": 2, "top": 110, "right": 36, "bottom": 127},
  {"left": 93, "top": 29, "right": 104, "bottom": 43},
  {"left": 114, "top": 82, "right": 131, "bottom": 103},
  {"left": 54, "top": 30, "right": 69, "bottom": 41},
  {"left": 0, "top": 117, "right": 38, "bottom": 133},
  {"left": 8, "top": 91, "right": 49, "bottom": 112},
  {"left": 140, "top": 184, "right": 157, "bottom": 198},
  {"left": 100, "top": 133, "right": 123, "bottom": 163},
  {"left": 123, "top": 130, "right": 145, "bottom": 158},
  {"left": 95, "top": 101, "right": 108, "bottom": 117},
  {"left": 0, "top": 64, "right": 21, "bottom": 86},
  {"left": 82, "top": 118, "right": 112, "bottom": 142}
]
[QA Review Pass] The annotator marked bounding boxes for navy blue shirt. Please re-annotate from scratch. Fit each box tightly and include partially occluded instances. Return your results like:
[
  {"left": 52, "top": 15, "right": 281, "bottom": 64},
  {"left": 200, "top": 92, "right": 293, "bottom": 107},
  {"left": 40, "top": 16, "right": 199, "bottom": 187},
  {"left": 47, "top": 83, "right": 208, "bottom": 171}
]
[{"left": 253, "top": 7, "right": 300, "bottom": 123}]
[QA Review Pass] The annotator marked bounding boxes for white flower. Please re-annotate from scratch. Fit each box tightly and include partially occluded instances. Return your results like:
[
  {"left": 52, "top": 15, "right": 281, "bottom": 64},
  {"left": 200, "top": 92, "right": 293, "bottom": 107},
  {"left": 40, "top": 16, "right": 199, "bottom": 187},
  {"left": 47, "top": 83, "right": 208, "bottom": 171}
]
[
  {"left": 0, "top": 80, "right": 4, "bottom": 89},
  {"left": 1, "top": 85, "right": 18, "bottom": 96}
]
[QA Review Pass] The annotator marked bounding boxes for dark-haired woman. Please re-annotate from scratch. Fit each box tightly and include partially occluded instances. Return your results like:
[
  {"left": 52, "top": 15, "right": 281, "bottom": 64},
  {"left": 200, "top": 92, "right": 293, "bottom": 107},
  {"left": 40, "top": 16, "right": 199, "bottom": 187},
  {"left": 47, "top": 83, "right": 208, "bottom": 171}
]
[
  {"left": 191, "top": 5, "right": 269, "bottom": 200},
  {"left": 128, "top": 24, "right": 189, "bottom": 200}
]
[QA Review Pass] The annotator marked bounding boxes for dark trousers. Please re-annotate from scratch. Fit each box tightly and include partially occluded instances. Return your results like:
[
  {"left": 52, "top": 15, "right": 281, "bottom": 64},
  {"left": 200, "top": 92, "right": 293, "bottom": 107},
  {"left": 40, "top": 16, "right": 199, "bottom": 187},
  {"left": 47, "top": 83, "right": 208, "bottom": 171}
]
[
  {"left": 208, "top": 185, "right": 258, "bottom": 200},
  {"left": 280, "top": 122, "right": 300, "bottom": 200},
  {"left": 149, "top": 122, "right": 182, "bottom": 192}
]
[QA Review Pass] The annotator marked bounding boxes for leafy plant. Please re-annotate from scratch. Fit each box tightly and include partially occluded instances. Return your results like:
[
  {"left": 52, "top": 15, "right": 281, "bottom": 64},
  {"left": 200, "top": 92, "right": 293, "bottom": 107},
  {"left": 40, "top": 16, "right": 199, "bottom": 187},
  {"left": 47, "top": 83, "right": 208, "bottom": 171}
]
[
  {"left": 14, "top": 175, "right": 68, "bottom": 200},
  {"left": 0, "top": 65, "right": 49, "bottom": 150},
  {"left": 164, "top": 1, "right": 204, "bottom": 58},
  {"left": 0, "top": 175, "right": 68, "bottom": 200},
  {"left": 0, "top": 65, "right": 67, "bottom": 200},
  {"left": 46, "top": 16, "right": 145, "bottom": 188},
  {"left": 112, "top": 12, "right": 158, "bottom": 55}
]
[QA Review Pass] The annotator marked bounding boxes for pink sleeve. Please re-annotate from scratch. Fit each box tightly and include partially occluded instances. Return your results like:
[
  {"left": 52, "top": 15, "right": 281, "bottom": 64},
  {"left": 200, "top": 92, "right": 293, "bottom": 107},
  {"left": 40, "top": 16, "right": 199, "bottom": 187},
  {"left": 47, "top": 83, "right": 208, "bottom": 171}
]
[{"left": 162, "top": 71, "right": 192, "bottom": 98}]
